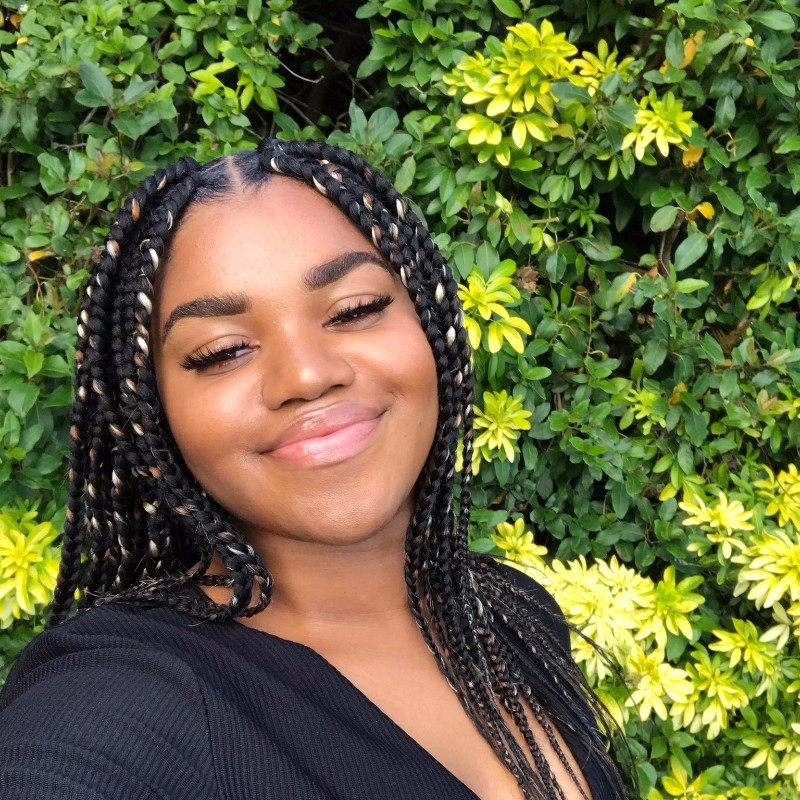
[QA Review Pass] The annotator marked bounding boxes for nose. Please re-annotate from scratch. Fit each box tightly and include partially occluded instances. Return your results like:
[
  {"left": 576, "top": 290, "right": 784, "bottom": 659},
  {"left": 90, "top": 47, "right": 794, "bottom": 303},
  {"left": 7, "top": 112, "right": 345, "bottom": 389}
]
[{"left": 260, "top": 328, "right": 355, "bottom": 410}]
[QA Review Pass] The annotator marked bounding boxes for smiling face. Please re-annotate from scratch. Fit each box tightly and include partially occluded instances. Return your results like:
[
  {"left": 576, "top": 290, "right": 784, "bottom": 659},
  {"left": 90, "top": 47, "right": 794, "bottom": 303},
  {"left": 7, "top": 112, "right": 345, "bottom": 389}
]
[{"left": 152, "top": 176, "right": 439, "bottom": 551}]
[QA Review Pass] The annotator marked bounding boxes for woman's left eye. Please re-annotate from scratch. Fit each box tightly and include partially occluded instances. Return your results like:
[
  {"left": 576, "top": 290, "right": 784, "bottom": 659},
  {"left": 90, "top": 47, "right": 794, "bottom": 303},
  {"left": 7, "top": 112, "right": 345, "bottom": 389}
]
[{"left": 328, "top": 295, "right": 393, "bottom": 326}]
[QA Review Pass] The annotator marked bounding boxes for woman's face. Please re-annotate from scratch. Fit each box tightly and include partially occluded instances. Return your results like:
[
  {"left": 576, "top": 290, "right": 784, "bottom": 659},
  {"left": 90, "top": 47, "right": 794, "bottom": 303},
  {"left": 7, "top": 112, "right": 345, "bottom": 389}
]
[{"left": 152, "top": 176, "right": 439, "bottom": 549}]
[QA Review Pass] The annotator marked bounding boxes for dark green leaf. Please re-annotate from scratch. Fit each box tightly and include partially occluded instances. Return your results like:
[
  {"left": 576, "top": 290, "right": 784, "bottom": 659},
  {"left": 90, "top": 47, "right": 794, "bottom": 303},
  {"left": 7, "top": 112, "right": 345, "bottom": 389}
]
[
  {"left": 79, "top": 62, "right": 114, "bottom": 103},
  {"left": 699, "top": 334, "right": 725, "bottom": 365},
  {"left": 751, "top": 10, "right": 795, "bottom": 30},
  {"left": 712, "top": 183, "right": 745, "bottom": 215},
  {"left": 673, "top": 233, "right": 708, "bottom": 271},
  {"left": 714, "top": 95, "right": 736, "bottom": 130},
  {"left": 665, "top": 27, "right": 685, "bottom": 67},
  {"left": 643, "top": 338, "right": 668, "bottom": 374},
  {"left": 684, "top": 409, "right": 708, "bottom": 447},
  {"left": 580, "top": 239, "right": 623, "bottom": 262},
  {"left": 605, "top": 100, "right": 636, "bottom": 127},
  {"left": 120, "top": 79, "right": 156, "bottom": 106}
]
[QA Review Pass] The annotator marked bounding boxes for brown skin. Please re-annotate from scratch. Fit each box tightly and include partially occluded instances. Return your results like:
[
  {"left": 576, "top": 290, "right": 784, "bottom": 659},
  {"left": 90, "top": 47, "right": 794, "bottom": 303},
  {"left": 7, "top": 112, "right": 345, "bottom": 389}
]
[{"left": 152, "top": 176, "right": 590, "bottom": 800}]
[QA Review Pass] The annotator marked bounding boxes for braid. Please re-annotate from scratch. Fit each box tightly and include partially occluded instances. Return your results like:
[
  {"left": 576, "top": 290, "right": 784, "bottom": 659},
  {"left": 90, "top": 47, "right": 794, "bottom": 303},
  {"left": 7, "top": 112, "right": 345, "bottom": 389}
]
[
  {"left": 255, "top": 139, "right": 628, "bottom": 798},
  {"left": 50, "top": 158, "right": 271, "bottom": 623},
  {"left": 50, "top": 140, "right": 629, "bottom": 798}
]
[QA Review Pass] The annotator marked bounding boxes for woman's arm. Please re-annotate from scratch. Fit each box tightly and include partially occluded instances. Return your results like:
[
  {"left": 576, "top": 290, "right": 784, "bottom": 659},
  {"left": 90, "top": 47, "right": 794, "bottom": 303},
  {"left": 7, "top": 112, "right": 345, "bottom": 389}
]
[{"left": 0, "top": 619, "right": 218, "bottom": 800}]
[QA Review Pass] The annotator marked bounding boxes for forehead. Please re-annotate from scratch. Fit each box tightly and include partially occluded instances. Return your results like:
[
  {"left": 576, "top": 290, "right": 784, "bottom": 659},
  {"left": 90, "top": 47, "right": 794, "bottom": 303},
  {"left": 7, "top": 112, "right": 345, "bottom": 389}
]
[{"left": 157, "top": 176, "right": 378, "bottom": 306}]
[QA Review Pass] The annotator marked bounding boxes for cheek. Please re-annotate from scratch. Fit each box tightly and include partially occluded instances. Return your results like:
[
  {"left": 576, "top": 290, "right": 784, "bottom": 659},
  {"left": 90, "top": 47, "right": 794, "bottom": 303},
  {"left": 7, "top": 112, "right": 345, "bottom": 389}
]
[
  {"left": 390, "top": 326, "right": 440, "bottom": 443},
  {"left": 158, "top": 373, "right": 255, "bottom": 492}
]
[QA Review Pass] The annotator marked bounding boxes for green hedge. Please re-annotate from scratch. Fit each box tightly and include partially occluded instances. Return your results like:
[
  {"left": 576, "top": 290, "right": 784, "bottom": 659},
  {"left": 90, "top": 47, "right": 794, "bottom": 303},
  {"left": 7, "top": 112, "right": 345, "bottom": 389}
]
[{"left": 2, "top": 0, "right": 800, "bottom": 796}]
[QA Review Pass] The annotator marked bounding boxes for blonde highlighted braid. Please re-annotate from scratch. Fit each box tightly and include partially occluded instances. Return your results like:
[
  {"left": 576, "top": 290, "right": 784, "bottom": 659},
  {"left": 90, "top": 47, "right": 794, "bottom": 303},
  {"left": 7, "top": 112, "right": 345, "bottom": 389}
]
[{"left": 50, "top": 141, "right": 629, "bottom": 800}]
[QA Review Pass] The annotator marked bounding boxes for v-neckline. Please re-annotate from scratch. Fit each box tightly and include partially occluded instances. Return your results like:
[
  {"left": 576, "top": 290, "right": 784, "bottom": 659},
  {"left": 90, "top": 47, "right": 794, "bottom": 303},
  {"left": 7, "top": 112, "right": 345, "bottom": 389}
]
[{"left": 234, "top": 619, "right": 482, "bottom": 800}]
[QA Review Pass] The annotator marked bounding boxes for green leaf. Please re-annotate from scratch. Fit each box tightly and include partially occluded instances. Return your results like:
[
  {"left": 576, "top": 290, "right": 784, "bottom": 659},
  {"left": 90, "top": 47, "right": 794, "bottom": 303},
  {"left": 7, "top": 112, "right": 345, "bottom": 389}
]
[
  {"left": 411, "top": 18, "right": 430, "bottom": 43},
  {"left": 699, "top": 334, "right": 725, "bottom": 365},
  {"left": 605, "top": 100, "right": 636, "bottom": 127},
  {"left": 367, "top": 107, "right": 399, "bottom": 143},
  {"left": 394, "top": 155, "right": 416, "bottom": 193},
  {"left": 75, "top": 89, "right": 108, "bottom": 108},
  {"left": 751, "top": 10, "right": 795, "bottom": 30},
  {"left": 450, "top": 242, "right": 474, "bottom": 280},
  {"left": 651, "top": 206, "right": 679, "bottom": 232},
  {"left": 643, "top": 338, "right": 668, "bottom": 374},
  {"left": 120, "top": 79, "right": 156, "bottom": 106},
  {"left": 23, "top": 350, "right": 44, "bottom": 378},
  {"left": 0, "top": 241, "right": 21, "bottom": 263},
  {"left": 37, "top": 152, "right": 65, "bottom": 179},
  {"left": 712, "top": 183, "right": 745, "bottom": 215},
  {"left": 777, "top": 135, "right": 800, "bottom": 154},
  {"left": 491, "top": 0, "right": 522, "bottom": 18},
  {"left": 595, "top": 272, "right": 637, "bottom": 309},
  {"left": 677, "top": 443, "right": 693, "bottom": 473},
  {"left": 580, "top": 239, "right": 623, "bottom": 262},
  {"left": 684, "top": 409, "right": 708, "bottom": 447},
  {"left": 79, "top": 62, "right": 114, "bottom": 104},
  {"left": 719, "top": 369, "right": 740, "bottom": 400},
  {"left": 673, "top": 233, "right": 708, "bottom": 271},
  {"left": 674, "top": 278, "right": 708, "bottom": 293},
  {"left": 550, "top": 81, "right": 591, "bottom": 104},
  {"left": 114, "top": 112, "right": 160, "bottom": 140},
  {"left": 22, "top": 313, "right": 43, "bottom": 346},
  {"left": 40, "top": 355, "right": 71, "bottom": 377},
  {"left": 714, "top": 95, "right": 736, "bottom": 130},
  {"left": 19, "top": 422, "right": 44, "bottom": 452},
  {"left": 247, "top": 0, "right": 262, "bottom": 22},
  {"left": 665, "top": 27, "right": 685, "bottom": 67},
  {"left": 8, "top": 381, "right": 40, "bottom": 417},
  {"left": 470, "top": 537, "right": 497, "bottom": 553},
  {"left": 162, "top": 62, "right": 186, "bottom": 84},
  {"left": 653, "top": 455, "right": 673, "bottom": 473},
  {"left": 524, "top": 366, "right": 552, "bottom": 381},
  {"left": 0, "top": 341, "right": 27, "bottom": 373},
  {"left": 475, "top": 242, "right": 499, "bottom": 277}
]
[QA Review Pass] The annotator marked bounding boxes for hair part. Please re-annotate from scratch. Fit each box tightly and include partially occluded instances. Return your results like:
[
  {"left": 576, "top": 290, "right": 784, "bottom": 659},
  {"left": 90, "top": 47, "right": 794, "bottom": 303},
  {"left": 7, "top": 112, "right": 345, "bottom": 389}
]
[{"left": 51, "top": 140, "right": 629, "bottom": 800}]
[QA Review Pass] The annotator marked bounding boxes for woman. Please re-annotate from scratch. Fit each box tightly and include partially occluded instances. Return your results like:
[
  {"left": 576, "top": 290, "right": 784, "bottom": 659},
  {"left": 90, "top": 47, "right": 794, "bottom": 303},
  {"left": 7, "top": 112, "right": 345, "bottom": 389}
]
[{"left": 0, "top": 140, "right": 628, "bottom": 799}]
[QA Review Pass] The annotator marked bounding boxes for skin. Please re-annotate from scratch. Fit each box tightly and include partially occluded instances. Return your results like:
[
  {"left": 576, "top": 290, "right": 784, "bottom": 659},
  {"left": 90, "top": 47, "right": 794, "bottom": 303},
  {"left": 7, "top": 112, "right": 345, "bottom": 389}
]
[{"left": 152, "top": 175, "right": 591, "bottom": 800}]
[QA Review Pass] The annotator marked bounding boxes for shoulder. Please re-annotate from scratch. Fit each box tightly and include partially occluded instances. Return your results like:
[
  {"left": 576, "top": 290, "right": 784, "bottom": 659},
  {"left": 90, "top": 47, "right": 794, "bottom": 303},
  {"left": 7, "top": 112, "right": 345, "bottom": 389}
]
[
  {"left": 0, "top": 603, "right": 219, "bottom": 799},
  {"left": 5, "top": 602, "right": 206, "bottom": 698},
  {"left": 483, "top": 558, "right": 571, "bottom": 652}
]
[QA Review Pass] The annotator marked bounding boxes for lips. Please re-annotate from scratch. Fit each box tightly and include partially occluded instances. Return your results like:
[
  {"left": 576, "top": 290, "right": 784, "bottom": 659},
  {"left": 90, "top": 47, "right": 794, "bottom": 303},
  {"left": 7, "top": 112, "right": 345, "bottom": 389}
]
[{"left": 264, "top": 404, "right": 384, "bottom": 465}]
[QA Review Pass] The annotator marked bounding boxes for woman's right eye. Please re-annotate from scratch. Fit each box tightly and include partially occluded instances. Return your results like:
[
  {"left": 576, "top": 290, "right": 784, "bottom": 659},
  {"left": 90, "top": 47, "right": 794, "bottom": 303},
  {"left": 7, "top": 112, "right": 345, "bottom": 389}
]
[{"left": 180, "top": 341, "right": 253, "bottom": 372}]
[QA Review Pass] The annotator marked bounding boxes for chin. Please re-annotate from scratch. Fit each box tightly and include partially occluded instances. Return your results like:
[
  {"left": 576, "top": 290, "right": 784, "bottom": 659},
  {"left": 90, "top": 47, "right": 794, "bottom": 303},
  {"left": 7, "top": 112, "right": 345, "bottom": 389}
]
[{"left": 230, "top": 490, "right": 414, "bottom": 552}]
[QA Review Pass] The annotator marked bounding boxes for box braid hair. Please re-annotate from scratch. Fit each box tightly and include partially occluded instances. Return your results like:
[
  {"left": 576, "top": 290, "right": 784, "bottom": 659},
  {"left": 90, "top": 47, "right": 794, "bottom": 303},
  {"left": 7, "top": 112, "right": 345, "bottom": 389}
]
[{"left": 49, "top": 139, "right": 629, "bottom": 800}]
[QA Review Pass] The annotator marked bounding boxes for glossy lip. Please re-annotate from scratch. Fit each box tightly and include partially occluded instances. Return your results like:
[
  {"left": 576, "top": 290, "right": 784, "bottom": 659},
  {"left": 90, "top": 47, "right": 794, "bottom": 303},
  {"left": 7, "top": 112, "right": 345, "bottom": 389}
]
[{"left": 264, "top": 403, "right": 385, "bottom": 465}]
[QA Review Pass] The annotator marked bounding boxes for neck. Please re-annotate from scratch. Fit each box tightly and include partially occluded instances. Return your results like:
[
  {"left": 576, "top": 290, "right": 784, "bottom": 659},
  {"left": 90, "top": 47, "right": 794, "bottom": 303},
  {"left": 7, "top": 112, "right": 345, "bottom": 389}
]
[{"left": 258, "top": 528, "right": 411, "bottom": 623}]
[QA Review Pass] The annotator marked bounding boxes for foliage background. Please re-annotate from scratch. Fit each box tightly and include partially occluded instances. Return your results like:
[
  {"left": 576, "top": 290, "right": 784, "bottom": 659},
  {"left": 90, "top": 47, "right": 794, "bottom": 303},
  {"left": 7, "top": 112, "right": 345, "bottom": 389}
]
[{"left": 2, "top": 0, "right": 800, "bottom": 796}]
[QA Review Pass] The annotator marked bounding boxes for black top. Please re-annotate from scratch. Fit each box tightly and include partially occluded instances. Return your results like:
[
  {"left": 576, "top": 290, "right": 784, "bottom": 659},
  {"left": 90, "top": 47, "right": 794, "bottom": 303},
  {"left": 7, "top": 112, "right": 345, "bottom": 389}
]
[{"left": 0, "top": 565, "right": 620, "bottom": 799}]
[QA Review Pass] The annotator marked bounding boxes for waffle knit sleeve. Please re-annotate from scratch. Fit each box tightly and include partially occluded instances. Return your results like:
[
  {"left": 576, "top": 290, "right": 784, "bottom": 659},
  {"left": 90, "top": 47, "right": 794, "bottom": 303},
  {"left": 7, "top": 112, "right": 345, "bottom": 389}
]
[{"left": 0, "top": 621, "right": 219, "bottom": 800}]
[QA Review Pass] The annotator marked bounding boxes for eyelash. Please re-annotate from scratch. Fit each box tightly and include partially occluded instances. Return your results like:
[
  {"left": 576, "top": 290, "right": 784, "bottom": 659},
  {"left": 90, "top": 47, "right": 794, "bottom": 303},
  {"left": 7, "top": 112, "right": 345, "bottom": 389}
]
[
  {"left": 180, "top": 294, "right": 394, "bottom": 372},
  {"left": 328, "top": 294, "right": 393, "bottom": 325},
  {"left": 180, "top": 341, "right": 251, "bottom": 371}
]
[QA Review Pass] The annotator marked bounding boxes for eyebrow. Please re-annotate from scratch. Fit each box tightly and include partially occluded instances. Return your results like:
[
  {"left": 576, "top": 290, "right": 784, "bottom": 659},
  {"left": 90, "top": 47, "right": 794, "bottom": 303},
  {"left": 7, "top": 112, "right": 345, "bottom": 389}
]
[
  {"left": 162, "top": 294, "right": 250, "bottom": 341},
  {"left": 301, "top": 251, "right": 389, "bottom": 290},
  {"left": 161, "top": 251, "right": 390, "bottom": 342}
]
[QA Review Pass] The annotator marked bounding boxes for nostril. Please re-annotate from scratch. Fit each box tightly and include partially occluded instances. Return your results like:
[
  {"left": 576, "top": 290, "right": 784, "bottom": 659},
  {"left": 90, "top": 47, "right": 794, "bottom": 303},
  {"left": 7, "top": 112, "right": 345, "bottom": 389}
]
[{"left": 260, "top": 341, "right": 356, "bottom": 410}]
